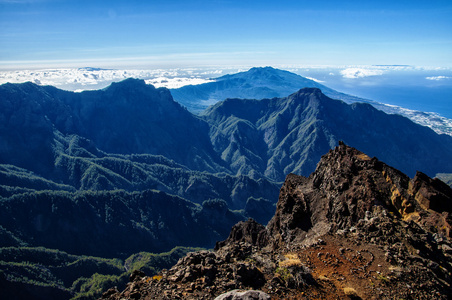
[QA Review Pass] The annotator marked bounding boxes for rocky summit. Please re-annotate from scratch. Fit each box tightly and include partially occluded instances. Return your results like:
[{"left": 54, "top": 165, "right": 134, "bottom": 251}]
[{"left": 101, "top": 143, "right": 452, "bottom": 299}]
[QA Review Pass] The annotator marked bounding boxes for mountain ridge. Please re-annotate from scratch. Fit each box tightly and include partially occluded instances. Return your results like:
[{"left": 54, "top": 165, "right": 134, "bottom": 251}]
[
  {"left": 203, "top": 87, "right": 452, "bottom": 180},
  {"left": 2, "top": 80, "right": 451, "bottom": 184},
  {"left": 103, "top": 143, "right": 452, "bottom": 299}
]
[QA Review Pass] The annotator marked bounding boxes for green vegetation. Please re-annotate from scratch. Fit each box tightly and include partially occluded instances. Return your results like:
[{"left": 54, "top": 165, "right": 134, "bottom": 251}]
[
  {"left": 0, "top": 246, "right": 199, "bottom": 300},
  {"left": 0, "top": 83, "right": 280, "bottom": 297},
  {"left": 0, "top": 188, "right": 236, "bottom": 258},
  {"left": 71, "top": 273, "right": 127, "bottom": 300},
  {"left": 0, "top": 164, "right": 75, "bottom": 198},
  {"left": 124, "top": 246, "right": 203, "bottom": 274},
  {"left": 377, "top": 273, "right": 390, "bottom": 284},
  {"left": 275, "top": 266, "right": 292, "bottom": 282},
  {"left": 1, "top": 144, "right": 280, "bottom": 209}
]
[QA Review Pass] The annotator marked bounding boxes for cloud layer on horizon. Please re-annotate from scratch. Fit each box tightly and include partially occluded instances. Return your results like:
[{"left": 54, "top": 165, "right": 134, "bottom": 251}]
[
  {"left": 0, "top": 68, "right": 223, "bottom": 91},
  {"left": 340, "top": 68, "right": 385, "bottom": 79},
  {"left": 426, "top": 76, "right": 451, "bottom": 81}
]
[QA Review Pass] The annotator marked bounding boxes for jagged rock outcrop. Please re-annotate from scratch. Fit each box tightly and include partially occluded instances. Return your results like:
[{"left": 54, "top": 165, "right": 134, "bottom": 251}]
[
  {"left": 100, "top": 246, "right": 269, "bottom": 300},
  {"left": 102, "top": 143, "right": 452, "bottom": 299},
  {"left": 267, "top": 142, "right": 452, "bottom": 249},
  {"left": 215, "top": 219, "right": 269, "bottom": 250}
]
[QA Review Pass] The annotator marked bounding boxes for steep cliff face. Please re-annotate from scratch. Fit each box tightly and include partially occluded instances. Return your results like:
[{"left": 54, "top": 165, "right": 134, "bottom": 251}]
[
  {"left": 267, "top": 142, "right": 452, "bottom": 249},
  {"left": 0, "top": 82, "right": 56, "bottom": 174},
  {"left": 103, "top": 144, "right": 452, "bottom": 299}
]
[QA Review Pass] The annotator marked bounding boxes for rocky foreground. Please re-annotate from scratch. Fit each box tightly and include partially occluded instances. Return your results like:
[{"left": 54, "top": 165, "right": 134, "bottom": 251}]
[{"left": 101, "top": 143, "right": 452, "bottom": 299}]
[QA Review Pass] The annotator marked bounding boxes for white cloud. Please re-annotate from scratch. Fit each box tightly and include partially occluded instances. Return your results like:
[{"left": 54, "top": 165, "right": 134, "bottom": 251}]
[
  {"left": 201, "top": 70, "right": 223, "bottom": 75},
  {"left": 305, "top": 76, "right": 324, "bottom": 83},
  {"left": 426, "top": 76, "right": 451, "bottom": 81},
  {"left": 145, "top": 77, "right": 214, "bottom": 89},
  {"left": 340, "top": 68, "right": 385, "bottom": 79},
  {"left": 0, "top": 68, "right": 219, "bottom": 91}
]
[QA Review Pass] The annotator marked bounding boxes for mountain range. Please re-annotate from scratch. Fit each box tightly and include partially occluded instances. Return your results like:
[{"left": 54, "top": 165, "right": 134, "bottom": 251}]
[
  {"left": 171, "top": 67, "right": 452, "bottom": 136},
  {"left": 2, "top": 78, "right": 451, "bottom": 183},
  {"left": 1, "top": 70, "right": 452, "bottom": 299}
]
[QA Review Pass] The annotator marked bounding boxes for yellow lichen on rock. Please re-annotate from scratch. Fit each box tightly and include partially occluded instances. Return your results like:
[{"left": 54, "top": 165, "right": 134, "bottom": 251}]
[
  {"left": 355, "top": 153, "right": 371, "bottom": 161},
  {"left": 343, "top": 287, "right": 359, "bottom": 297},
  {"left": 383, "top": 171, "right": 414, "bottom": 216},
  {"left": 279, "top": 253, "right": 302, "bottom": 268}
]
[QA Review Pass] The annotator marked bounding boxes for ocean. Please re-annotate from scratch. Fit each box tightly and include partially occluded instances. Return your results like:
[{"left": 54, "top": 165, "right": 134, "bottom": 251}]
[{"left": 296, "top": 67, "right": 452, "bottom": 119}]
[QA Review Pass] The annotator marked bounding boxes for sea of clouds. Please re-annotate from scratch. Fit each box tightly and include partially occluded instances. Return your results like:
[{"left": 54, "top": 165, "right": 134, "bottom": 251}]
[{"left": 0, "top": 67, "right": 226, "bottom": 91}]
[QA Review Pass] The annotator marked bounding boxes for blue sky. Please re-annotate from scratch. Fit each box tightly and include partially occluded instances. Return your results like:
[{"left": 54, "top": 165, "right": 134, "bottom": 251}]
[{"left": 1, "top": 0, "right": 451, "bottom": 69}]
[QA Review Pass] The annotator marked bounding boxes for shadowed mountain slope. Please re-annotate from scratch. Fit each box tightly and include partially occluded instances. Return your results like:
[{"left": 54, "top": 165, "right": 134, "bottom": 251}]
[
  {"left": 0, "top": 189, "right": 246, "bottom": 258},
  {"left": 0, "top": 81, "right": 281, "bottom": 211},
  {"left": 202, "top": 88, "right": 452, "bottom": 181},
  {"left": 0, "top": 79, "right": 282, "bottom": 261},
  {"left": 0, "top": 79, "right": 226, "bottom": 174},
  {"left": 1, "top": 80, "right": 451, "bottom": 193},
  {"left": 1, "top": 80, "right": 451, "bottom": 185}
]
